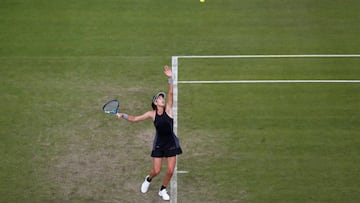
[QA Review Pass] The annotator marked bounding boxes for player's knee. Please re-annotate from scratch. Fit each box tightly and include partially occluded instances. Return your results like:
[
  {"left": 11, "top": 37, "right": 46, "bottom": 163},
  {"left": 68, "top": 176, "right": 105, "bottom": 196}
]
[
  {"left": 154, "top": 168, "right": 161, "bottom": 175},
  {"left": 166, "top": 168, "right": 174, "bottom": 176}
]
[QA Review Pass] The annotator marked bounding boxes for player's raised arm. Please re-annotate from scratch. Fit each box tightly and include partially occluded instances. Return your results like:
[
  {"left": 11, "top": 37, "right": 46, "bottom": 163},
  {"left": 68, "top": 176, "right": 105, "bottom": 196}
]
[{"left": 164, "top": 65, "right": 173, "bottom": 117}]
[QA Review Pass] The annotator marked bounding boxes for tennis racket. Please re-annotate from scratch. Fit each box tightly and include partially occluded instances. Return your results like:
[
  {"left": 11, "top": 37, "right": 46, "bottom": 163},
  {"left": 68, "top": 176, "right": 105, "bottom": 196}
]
[{"left": 102, "top": 99, "right": 120, "bottom": 115}]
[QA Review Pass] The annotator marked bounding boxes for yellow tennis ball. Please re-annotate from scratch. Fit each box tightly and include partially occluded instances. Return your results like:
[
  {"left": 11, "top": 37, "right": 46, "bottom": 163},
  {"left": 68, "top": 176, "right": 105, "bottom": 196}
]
[{"left": 200, "top": 0, "right": 205, "bottom": 2}]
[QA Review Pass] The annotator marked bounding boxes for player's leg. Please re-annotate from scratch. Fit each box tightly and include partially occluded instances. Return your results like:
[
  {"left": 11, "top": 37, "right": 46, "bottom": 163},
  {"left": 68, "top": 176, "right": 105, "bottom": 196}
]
[
  {"left": 141, "top": 157, "right": 163, "bottom": 193},
  {"left": 158, "top": 156, "right": 176, "bottom": 200},
  {"left": 150, "top": 157, "right": 163, "bottom": 178},
  {"left": 162, "top": 156, "right": 176, "bottom": 186}
]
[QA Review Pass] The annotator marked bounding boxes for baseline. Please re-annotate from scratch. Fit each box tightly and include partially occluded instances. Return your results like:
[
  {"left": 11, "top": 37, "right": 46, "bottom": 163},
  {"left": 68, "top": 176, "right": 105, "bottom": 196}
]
[{"left": 178, "top": 80, "right": 360, "bottom": 84}]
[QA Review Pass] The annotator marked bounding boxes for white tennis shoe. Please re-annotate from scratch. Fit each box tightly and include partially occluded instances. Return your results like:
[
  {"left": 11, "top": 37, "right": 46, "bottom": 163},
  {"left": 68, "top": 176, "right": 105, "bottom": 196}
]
[
  {"left": 158, "top": 188, "right": 170, "bottom": 201},
  {"left": 141, "top": 175, "right": 151, "bottom": 193}
]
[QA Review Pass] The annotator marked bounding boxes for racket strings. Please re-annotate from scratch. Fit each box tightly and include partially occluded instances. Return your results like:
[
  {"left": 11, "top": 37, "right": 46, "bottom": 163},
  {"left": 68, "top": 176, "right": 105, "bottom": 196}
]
[
  {"left": 103, "top": 100, "right": 119, "bottom": 114},
  {"left": 104, "top": 102, "right": 118, "bottom": 110}
]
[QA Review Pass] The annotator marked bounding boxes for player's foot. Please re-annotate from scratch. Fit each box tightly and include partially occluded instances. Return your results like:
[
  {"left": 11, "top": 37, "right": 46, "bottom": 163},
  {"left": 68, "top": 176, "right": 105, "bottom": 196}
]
[
  {"left": 158, "top": 188, "right": 170, "bottom": 201},
  {"left": 141, "top": 175, "right": 151, "bottom": 193}
]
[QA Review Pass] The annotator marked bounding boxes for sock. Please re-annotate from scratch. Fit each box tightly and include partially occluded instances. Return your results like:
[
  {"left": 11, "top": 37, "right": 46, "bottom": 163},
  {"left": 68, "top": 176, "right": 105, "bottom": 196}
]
[
  {"left": 146, "top": 177, "right": 152, "bottom": 182},
  {"left": 160, "top": 185, "right": 166, "bottom": 191}
]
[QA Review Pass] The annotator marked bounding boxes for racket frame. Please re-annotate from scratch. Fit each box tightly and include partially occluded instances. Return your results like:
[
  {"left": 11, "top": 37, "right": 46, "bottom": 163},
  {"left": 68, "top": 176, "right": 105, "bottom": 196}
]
[{"left": 102, "top": 99, "right": 120, "bottom": 114}]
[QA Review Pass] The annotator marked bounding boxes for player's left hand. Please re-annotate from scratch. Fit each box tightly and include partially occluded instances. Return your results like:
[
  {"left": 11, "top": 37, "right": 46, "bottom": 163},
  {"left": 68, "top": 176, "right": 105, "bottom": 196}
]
[{"left": 164, "top": 65, "right": 172, "bottom": 78}]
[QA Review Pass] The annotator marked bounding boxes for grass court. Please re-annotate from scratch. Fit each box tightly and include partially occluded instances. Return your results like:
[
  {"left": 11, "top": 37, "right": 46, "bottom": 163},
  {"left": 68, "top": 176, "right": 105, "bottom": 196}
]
[{"left": 1, "top": 0, "right": 360, "bottom": 202}]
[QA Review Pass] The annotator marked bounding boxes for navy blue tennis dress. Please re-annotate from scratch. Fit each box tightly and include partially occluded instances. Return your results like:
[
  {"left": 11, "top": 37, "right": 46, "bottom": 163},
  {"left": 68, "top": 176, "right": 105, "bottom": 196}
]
[{"left": 151, "top": 111, "right": 182, "bottom": 157}]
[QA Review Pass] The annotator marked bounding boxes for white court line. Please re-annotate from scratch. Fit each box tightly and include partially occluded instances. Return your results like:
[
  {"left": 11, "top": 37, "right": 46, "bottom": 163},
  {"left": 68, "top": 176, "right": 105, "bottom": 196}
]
[
  {"left": 178, "top": 80, "right": 360, "bottom": 84},
  {"left": 176, "top": 170, "right": 189, "bottom": 174},
  {"left": 176, "top": 54, "right": 360, "bottom": 58}
]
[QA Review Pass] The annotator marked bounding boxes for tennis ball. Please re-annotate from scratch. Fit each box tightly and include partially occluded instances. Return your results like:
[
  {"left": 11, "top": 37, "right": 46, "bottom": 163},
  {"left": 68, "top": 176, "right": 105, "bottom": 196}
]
[{"left": 200, "top": 0, "right": 205, "bottom": 2}]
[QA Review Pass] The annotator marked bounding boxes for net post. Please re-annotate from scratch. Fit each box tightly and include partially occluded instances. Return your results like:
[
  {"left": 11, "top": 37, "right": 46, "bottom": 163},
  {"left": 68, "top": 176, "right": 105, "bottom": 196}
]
[{"left": 170, "top": 56, "right": 178, "bottom": 203}]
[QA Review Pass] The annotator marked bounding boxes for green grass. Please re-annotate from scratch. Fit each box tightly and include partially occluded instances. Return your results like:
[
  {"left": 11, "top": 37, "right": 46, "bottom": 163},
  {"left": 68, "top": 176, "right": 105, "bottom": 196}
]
[
  {"left": 1, "top": 0, "right": 360, "bottom": 202},
  {"left": 178, "top": 83, "right": 360, "bottom": 202}
]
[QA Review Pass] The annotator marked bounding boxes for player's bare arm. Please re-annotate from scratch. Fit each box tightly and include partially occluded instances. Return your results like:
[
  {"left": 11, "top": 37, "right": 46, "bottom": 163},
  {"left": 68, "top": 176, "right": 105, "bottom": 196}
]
[
  {"left": 164, "top": 65, "right": 173, "bottom": 117},
  {"left": 116, "top": 111, "right": 155, "bottom": 122}
]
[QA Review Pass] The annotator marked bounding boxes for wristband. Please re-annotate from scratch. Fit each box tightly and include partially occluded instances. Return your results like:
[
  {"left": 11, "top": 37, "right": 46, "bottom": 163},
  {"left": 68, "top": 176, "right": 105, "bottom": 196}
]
[
  {"left": 121, "top": 114, "right": 128, "bottom": 120},
  {"left": 168, "top": 78, "right": 173, "bottom": 84}
]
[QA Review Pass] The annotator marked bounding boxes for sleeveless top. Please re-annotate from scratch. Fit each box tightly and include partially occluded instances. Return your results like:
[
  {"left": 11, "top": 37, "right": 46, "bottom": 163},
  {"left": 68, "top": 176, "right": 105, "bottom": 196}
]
[{"left": 153, "top": 111, "right": 177, "bottom": 148}]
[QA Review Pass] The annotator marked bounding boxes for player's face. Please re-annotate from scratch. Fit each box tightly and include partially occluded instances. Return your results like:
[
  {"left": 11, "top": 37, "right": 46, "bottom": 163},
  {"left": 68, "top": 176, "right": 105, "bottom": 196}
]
[{"left": 155, "top": 95, "right": 165, "bottom": 107}]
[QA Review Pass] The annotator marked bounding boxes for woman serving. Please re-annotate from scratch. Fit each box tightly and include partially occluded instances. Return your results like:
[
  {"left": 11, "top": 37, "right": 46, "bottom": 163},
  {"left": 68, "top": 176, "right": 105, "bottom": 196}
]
[{"left": 116, "top": 65, "right": 182, "bottom": 201}]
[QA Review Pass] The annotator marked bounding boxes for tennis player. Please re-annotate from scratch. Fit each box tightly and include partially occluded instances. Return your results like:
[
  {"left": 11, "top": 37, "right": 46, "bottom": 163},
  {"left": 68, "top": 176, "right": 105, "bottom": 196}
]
[{"left": 116, "top": 65, "right": 182, "bottom": 201}]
